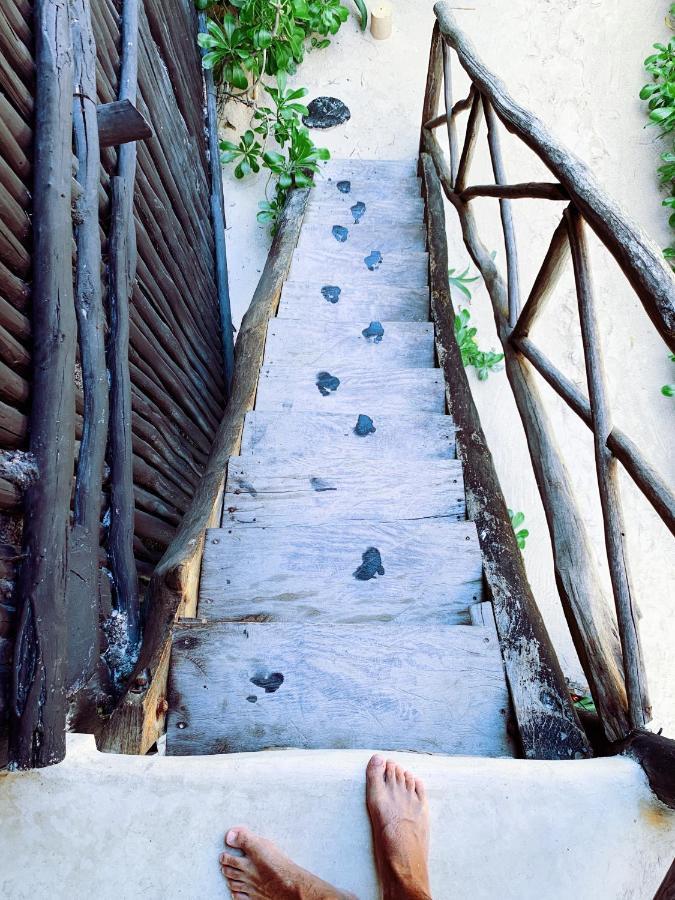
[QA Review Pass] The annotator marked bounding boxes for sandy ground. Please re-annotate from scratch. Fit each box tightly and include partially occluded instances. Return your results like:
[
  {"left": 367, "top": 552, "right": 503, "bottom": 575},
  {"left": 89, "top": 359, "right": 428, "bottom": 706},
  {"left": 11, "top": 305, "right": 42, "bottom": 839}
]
[{"left": 221, "top": 0, "right": 675, "bottom": 733}]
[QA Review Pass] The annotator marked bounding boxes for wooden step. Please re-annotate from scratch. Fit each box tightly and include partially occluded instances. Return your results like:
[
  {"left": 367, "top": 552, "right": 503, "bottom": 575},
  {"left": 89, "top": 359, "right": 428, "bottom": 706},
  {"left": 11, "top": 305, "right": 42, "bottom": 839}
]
[
  {"left": 166, "top": 621, "right": 512, "bottom": 756},
  {"left": 302, "top": 197, "right": 424, "bottom": 228},
  {"left": 262, "top": 320, "right": 435, "bottom": 370},
  {"left": 254, "top": 366, "right": 446, "bottom": 415},
  {"left": 222, "top": 455, "right": 465, "bottom": 527},
  {"left": 240, "top": 411, "right": 455, "bottom": 462},
  {"left": 289, "top": 248, "right": 428, "bottom": 287},
  {"left": 317, "top": 159, "right": 418, "bottom": 180},
  {"left": 297, "top": 223, "right": 426, "bottom": 255},
  {"left": 310, "top": 178, "right": 420, "bottom": 204},
  {"left": 278, "top": 282, "right": 430, "bottom": 323},
  {"left": 199, "top": 518, "right": 482, "bottom": 624}
]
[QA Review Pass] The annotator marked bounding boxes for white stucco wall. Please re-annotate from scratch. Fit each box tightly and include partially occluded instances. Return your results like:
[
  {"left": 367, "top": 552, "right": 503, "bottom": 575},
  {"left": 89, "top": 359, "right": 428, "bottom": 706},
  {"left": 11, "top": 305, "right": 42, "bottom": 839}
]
[
  {"left": 0, "top": 735, "right": 673, "bottom": 899},
  {"left": 223, "top": 0, "right": 675, "bottom": 732}
]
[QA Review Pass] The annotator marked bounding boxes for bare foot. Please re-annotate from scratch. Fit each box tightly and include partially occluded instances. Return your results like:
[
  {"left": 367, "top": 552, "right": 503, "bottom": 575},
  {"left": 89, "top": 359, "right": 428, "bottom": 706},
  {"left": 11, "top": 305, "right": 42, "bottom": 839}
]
[
  {"left": 366, "top": 755, "right": 432, "bottom": 900},
  {"left": 219, "top": 826, "right": 357, "bottom": 900}
]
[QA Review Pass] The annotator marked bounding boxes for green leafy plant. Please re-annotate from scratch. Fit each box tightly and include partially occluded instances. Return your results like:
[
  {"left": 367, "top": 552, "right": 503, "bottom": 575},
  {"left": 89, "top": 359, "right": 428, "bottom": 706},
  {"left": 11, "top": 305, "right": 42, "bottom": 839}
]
[
  {"left": 448, "top": 265, "right": 480, "bottom": 301},
  {"left": 662, "top": 352, "right": 675, "bottom": 396},
  {"left": 508, "top": 509, "right": 529, "bottom": 551},
  {"left": 641, "top": 7, "right": 675, "bottom": 263},
  {"left": 453, "top": 308, "right": 504, "bottom": 380},
  {"left": 353, "top": 0, "right": 368, "bottom": 29}
]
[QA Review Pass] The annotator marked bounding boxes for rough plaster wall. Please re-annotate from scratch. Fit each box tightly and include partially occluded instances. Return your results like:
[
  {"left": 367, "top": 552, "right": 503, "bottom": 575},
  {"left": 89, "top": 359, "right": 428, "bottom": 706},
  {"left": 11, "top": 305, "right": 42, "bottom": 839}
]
[{"left": 223, "top": 0, "right": 675, "bottom": 732}]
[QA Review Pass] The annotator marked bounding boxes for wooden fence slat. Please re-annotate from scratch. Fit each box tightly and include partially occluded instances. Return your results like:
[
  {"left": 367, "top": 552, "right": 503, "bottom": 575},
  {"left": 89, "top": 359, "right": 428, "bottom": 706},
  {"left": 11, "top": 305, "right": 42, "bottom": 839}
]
[
  {"left": 460, "top": 182, "right": 568, "bottom": 202},
  {"left": 442, "top": 40, "right": 460, "bottom": 184},
  {"left": 566, "top": 206, "right": 651, "bottom": 729},
  {"left": 512, "top": 214, "right": 570, "bottom": 340},
  {"left": 107, "top": 0, "right": 141, "bottom": 654},
  {"left": 10, "top": 0, "right": 76, "bottom": 769}
]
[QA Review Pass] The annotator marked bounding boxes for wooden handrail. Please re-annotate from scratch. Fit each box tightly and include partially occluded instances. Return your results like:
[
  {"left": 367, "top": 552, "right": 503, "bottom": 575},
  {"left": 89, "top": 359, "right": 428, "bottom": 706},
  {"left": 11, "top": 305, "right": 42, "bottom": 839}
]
[
  {"left": 420, "top": 4, "right": 675, "bottom": 750},
  {"left": 97, "top": 188, "right": 310, "bottom": 754},
  {"left": 433, "top": 1, "right": 675, "bottom": 351}
]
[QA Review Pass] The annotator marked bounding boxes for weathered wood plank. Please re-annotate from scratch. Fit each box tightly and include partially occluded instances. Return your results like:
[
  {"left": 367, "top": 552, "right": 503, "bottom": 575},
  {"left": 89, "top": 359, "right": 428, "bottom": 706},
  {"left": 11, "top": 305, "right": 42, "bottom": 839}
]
[
  {"left": 303, "top": 197, "right": 424, "bottom": 228},
  {"left": 262, "top": 320, "right": 435, "bottom": 370},
  {"left": 289, "top": 248, "right": 428, "bottom": 287},
  {"left": 310, "top": 178, "right": 420, "bottom": 204},
  {"left": 222, "top": 455, "right": 465, "bottom": 527},
  {"left": 200, "top": 519, "right": 482, "bottom": 624},
  {"left": 240, "top": 410, "right": 455, "bottom": 462},
  {"left": 317, "top": 159, "right": 418, "bottom": 179},
  {"left": 296, "top": 223, "right": 426, "bottom": 255},
  {"left": 278, "top": 282, "right": 430, "bottom": 323},
  {"left": 166, "top": 622, "right": 512, "bottom": 756},
  {"left": 254, "top": 366, "right": 446, "bottom": 415},
  {"left": 96, "top": 98, "right": 152, "bottom": 148}
]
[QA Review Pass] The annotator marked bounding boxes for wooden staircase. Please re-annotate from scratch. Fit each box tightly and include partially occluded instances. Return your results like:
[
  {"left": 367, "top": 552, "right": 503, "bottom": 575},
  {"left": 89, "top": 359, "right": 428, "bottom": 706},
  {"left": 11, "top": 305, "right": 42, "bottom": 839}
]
[{"left": 165, "top": 159, "right": 514, "bottom": 757}]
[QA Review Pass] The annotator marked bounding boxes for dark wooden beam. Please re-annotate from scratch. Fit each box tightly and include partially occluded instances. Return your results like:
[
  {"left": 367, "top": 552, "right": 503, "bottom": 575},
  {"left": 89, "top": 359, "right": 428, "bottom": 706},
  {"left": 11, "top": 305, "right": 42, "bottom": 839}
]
[
  {"left": 434, "top": 0, "right": 675, "bottom": 351},
  {"left": 653, "top": 856, "right": 675, "bottom": 898},
  {"left": 512, "top": 213, "right": 570, "bottom": 340},
  {"left": 199, "top": 11, "right": 234, "bottom": 392},
  {"left": 460, "top": 182, "right": 568, "bottom": 202},
  {"left": 96, "top": 98, "right": 152, "bottom": 148},
  {"left": 420, "top": 152, "right": 590, "bottom": 760},
  {"left": 454, "top": 87, "right": 482, "bottom": 194},
  {"left": 107, "top": 0, "right": 141, "bottom": 658},
  {"left": 68, "top": 0, "right": 108, "bottom": 701},
  {"left": 97, "top": 189, "right": 310, "bottom": 755},
  {"left": 10, "top": 0, "right": 76, "bottom": 769},
  {"left": 418, "top": 21, "right": 443, "bottom": 171}
]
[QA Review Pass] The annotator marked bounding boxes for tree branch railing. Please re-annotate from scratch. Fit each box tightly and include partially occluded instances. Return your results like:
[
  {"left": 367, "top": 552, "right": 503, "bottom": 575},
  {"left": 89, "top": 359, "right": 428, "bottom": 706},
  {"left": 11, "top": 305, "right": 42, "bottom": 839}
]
[{"left": 422, "top": 2, "right": 675, "bottom": 742}]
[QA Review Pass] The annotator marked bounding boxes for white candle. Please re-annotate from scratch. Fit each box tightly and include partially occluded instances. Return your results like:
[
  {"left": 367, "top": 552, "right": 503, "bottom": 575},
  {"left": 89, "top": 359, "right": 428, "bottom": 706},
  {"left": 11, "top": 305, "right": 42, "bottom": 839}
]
[{"left": 370, "top": 2, "right": 392, "bottom": 40}]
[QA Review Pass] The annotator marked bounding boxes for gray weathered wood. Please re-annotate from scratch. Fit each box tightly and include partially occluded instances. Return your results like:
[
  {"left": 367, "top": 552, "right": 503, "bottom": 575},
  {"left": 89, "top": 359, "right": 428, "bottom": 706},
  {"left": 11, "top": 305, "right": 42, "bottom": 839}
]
[
  {"left": 317, "top": 159, "right": 418, "bottom": 180},
  {"left": 262, "top": 320, "right": 435, "bottom": 370},
  {"left": 454, "top": 87, "right": 482, "bottom": 194},
  {"left": 512, "top": 213, "right": 570, "bottom": 340},
  {"left": 421, "top": 152, "right": 591, "bottom": 758},
  {"left": 423, "top": 138, "right": 629, "bottom": 742},
  {"left": 96, "top": 98, "right": 152, "bottom": 148},
  {"left": 278, "top": 282, "right": 430, "bottom": 323},
  {"left": 289, "top": 248, "right": 428, "bottom": 287},
  {"left": 566, "top": 206, "right": 650, "bottom": 729},
  {"left": 434, "top": 1, "right": 675, "bottom": 350},
  {"left": 311, "top": 177, "right": 420, "bottom": 203},
  {"left": 254, "top": 366, "right": 446, "bottom": 415},
  {"left": 223, "top": 455, "right": 465, "bottom": 527},
  {"left": 240, "top": 410, "right": 455, "bottom": 462},
  {"left": 296, "top": 223, "right": 426, "bottom": 255},
  {"left": 460, "top": 182, "right": 568, "bottom": 202},
  {"left": 302, "top": 197, "right": 424, "bottom": 228},
  {"left": 166, "top": 622, "right": 512, "bottom": 756},
  {"left": 200, "top": 519, "right": 482, "bottom": 624},
  {"left": 442, "top": 40, "right": 460, "bottom": 183}
]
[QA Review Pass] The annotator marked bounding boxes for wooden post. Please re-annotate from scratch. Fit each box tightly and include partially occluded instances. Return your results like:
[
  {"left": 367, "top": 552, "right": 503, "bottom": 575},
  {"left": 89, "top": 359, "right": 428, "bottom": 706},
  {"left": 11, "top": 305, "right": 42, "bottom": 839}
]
[
  {"left": 10, "top": 0, "right": 76, "bottom": 768},
  {"left": 67, "top": 0, "right": 108, "bottom": 697},
  {"left": 96, "top": 99, "right": 152, "bottom": 148},
  {"left": 107, "top": 0, "right": 141, "bottom": 655},
  {"left": 199, "top": 11, "right": 235, "bottom": 393},
  {"left": 421, "top": 153, "right": 590, "bottom": 760},
  {"left": 483, "top": 97, "right": 521, "bottom": 328},
  {"left": 512, "top": 214, "right": 570, "bottom": 340},
  {"left": 418, "top": 22, "right": 443, "bottom": 171},
  {"left": 454, "top": 87, "right": 483, "bottom": 194},
  {"left": 565, "top": 206, "right": 651, "bottom": 729},
  {"left": 441, "top": 40, "right": 459, "bottom": 185}
]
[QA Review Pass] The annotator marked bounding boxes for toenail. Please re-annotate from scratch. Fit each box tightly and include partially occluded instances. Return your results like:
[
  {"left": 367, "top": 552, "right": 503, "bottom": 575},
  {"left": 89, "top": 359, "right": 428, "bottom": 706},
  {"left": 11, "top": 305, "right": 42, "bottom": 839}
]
[
  {"left": 371, "top": 754, "right": 385, "bottom": 766},
  {"left": 226, "top": 829, "right": 238, "bottom": 845}
]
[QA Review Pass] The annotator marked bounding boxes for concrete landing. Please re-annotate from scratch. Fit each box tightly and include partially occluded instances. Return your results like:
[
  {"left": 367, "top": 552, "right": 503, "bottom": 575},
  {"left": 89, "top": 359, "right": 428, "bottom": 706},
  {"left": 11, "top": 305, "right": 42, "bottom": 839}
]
[{"left": 0, "top": 735, "right": 673, "bottom": 899}]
